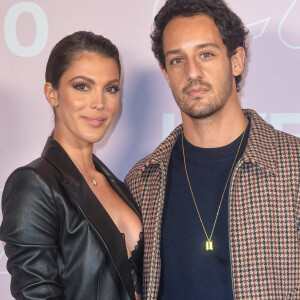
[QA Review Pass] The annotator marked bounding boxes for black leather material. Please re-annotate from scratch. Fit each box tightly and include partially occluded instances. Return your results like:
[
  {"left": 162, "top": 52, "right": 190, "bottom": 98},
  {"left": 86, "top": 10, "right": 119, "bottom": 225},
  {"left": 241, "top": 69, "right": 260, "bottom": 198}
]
[{"left": 0, "top": 137, "right": 141, "bottom": 300}]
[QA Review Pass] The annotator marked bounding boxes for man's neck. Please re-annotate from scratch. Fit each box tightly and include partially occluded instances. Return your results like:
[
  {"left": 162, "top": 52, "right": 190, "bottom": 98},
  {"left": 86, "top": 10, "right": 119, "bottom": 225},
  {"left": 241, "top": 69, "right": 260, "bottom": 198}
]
[{"left": 182, "top": 102, "right": 248, "bottom": 148}]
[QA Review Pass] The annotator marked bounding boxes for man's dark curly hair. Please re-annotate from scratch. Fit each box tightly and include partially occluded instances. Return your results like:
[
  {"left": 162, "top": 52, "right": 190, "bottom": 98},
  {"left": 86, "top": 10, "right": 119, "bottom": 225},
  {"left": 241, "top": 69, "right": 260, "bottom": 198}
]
[{"left": 151, "top": 0, "right": 248, "bottom": 91}]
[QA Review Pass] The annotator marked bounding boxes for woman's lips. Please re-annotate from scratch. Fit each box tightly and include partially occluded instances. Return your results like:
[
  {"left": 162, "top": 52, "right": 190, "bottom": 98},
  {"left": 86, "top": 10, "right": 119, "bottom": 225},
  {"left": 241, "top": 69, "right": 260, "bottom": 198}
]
[{"left": 82, "top": 116, "right": 105, "bottom": 127}]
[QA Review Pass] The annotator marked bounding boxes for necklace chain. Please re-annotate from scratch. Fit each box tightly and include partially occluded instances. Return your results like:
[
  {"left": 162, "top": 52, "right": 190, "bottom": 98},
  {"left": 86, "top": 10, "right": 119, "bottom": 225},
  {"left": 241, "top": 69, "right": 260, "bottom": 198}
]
[
  {"left": 78, "top": 168, "right": 98, "bottom": 187},
  {"left": 181, "top": 129, "right": 246, "bottom": 250}
]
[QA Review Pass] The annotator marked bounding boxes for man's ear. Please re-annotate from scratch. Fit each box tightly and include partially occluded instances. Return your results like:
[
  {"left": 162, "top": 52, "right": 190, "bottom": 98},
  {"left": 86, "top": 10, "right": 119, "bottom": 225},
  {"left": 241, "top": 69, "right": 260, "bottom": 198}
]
[
  {"left": 231, "top": 46, "right": 246, "bottom": 76},
  {"left": 160, "top": 64, "right": 171, "bottom": 87},
  {"left": 44, "top": 82, "right": 58, "bottom": 107}
]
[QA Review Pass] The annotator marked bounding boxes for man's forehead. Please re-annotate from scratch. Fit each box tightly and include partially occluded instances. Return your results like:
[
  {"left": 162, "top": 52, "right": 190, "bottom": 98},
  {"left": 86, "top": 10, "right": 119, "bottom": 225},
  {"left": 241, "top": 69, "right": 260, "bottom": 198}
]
[
  {"left": 162, "top": 14, "right": 224, "bottom": 52},
  {"left": 163, "top": 13, "right": 217, "bottom": 33}
]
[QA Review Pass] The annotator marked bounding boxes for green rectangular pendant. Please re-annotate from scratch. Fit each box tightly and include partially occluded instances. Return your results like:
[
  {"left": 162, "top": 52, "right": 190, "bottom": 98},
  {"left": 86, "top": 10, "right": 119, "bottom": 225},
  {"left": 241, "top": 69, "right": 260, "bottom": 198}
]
[{"left": 206, "top": 240, "right": 213, "bottom": 251}]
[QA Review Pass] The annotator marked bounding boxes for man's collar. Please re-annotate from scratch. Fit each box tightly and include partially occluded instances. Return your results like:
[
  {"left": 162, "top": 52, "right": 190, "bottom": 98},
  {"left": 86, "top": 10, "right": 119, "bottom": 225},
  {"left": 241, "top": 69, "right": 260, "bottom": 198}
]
[
  {"left": 143, "top": 109, "right": 278, "bottom": 175},
  {"left": 242, "top": 109, "right": 278, "bottom": 174}
]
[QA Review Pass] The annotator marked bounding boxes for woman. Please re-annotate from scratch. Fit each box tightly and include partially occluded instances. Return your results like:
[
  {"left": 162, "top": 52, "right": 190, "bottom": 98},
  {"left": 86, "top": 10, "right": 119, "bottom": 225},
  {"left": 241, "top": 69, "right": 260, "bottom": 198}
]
[{"left": 0, "top": 31, "right": 143, "bottom": 300}]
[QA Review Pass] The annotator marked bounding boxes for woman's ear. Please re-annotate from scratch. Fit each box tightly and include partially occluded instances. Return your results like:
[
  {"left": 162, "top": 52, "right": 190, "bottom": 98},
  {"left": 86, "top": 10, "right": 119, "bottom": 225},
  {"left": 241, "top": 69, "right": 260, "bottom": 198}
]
[
  {"left": 44, "top": 82, "right": 58, "bottom": 107},
  {"left": 231, "top": 46, "right": 246, "bottom": 76}
]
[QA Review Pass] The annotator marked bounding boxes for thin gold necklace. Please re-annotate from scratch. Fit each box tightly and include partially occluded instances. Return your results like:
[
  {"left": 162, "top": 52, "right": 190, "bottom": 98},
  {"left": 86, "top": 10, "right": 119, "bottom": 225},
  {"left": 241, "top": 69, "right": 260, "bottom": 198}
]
[
  {"left": 181, "top": 130, "right": 246, "bottom": 251},
  {"left": 78, "top": 168, "right": 98, "bottom": 186},
  {"left": 73, "top": 159, "right": 98, "bottom": 186}
]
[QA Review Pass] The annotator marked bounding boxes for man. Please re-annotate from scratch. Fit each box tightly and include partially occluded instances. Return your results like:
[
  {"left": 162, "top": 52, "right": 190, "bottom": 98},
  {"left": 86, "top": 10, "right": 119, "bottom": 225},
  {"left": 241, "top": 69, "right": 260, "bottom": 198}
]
[{"left": 125, "top": 0, "right": 300, "bottom": 299}]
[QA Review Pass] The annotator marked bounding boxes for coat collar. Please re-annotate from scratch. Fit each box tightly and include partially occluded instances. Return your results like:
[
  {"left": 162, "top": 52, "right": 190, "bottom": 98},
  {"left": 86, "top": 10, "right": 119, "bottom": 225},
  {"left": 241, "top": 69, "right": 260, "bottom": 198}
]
[
  {"left": 242, "top": 109, "right": 277, "bottom": 173},
  {"left": 41, "top": 137, "right": 137, "bottom": 300},
  {"left": 142, "top": 109, "right": 278, "bottom": 175}
]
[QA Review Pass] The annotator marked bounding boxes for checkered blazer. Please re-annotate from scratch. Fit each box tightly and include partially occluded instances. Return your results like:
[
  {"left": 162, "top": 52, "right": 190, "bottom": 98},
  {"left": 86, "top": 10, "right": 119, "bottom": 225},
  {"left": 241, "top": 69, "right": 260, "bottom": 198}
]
[{"left": 125, "top": 109, "right": 300, "bottom": 300}]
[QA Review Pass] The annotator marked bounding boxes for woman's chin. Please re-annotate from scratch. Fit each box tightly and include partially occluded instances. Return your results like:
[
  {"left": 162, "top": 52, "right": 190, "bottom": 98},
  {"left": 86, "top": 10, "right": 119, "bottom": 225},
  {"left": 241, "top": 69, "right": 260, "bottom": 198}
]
[{"left": 83, "top": 131, "right": 108, "bottom": 145}]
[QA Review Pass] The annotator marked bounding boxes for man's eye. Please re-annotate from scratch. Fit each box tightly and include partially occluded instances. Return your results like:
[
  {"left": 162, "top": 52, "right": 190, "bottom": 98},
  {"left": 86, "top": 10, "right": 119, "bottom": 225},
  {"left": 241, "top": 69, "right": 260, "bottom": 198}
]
[
  {"left": 73, "top": 83, "right": 89, "bottom": 91},
  {"left": 105, "top": 86, "right": 120, "bottom": 94},
  {"left": 171, "top": 58, "right": 183, "bottom": 65},
  {"left": 200, "top": 53, "right": 213, "bottom": 58}
]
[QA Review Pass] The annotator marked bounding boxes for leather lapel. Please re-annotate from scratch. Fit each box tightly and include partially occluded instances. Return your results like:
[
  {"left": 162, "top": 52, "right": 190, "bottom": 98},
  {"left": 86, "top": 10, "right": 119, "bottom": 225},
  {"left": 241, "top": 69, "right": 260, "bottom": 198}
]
[
  {"left": 92, "top": 154, "right": 142, "bottom": 220},
  {"left": 41, "top": 137, "right": 136, "bottom": 300}
]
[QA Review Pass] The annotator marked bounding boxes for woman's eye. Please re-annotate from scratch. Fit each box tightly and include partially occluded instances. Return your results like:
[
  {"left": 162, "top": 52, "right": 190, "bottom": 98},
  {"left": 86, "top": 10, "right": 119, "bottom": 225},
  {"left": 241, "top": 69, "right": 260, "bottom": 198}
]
[
  {"left": 73, "top": 83, "right": 90, "bottom": 91},
  {"left": 170, "top": 57, "right": 183, "bottom": 65},
  {"left": 105, "top": 86, "right": 120, "bottom": 94}
]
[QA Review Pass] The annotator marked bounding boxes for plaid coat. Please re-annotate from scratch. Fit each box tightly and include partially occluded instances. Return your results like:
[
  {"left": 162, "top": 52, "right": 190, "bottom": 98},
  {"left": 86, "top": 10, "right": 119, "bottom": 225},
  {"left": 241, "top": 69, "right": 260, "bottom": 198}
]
[{"left": 125, "top": 109, "right": 300, "bottom": 300}]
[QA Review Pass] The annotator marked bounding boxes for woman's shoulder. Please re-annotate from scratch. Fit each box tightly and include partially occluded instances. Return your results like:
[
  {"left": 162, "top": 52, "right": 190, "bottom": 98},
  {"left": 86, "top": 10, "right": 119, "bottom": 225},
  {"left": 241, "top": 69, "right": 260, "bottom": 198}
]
[
  {"left": 7, "top": 156, "right": 60, "bottom": 187},
  {"left": 2, "top": 156, "right": 60, "bottom": 212},
  {"left": 1, "top": 157, "right": 60, "bottom": 244}
]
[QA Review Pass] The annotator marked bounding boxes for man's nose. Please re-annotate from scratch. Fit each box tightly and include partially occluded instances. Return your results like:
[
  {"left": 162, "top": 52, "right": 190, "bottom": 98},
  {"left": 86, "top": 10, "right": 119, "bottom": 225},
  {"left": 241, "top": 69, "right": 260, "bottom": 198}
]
[{"left": 186, "top": 58, "right": 204, "bottom": 81}]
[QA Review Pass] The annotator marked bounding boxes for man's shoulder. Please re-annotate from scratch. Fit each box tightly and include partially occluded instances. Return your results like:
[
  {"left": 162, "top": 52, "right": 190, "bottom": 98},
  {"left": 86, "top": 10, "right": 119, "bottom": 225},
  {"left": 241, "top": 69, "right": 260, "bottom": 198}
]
[
  {"left": 273, "top": 128, "right": 300, "bottom": 154},
  {"left": 125, "top": 124, "right": 183, "bottom": 183},
  {"left": 245, "top": 109, "right": 300, "bottom": 170},
  {"left": 275, "top": 127, "right": 300, "bottom": 142},
  {"left": 125, "top": 153, "right": 155, "bottom": 181},
  {"left": 246, "top": 108, "right": 300, "bottom": 148}
]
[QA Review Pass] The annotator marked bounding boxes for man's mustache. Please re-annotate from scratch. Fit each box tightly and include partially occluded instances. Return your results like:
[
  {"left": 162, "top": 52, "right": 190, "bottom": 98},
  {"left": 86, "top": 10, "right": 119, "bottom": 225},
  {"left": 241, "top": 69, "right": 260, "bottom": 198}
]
[{"left": 183, "top": 79, "right": 213, "bottom": 93}]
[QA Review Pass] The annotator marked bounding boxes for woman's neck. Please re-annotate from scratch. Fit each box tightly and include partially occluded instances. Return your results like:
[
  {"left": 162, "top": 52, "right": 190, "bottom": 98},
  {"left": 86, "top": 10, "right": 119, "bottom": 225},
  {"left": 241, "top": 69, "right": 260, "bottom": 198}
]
[{"left": 53, "top": 132, "right": 95, "bottom": 174}]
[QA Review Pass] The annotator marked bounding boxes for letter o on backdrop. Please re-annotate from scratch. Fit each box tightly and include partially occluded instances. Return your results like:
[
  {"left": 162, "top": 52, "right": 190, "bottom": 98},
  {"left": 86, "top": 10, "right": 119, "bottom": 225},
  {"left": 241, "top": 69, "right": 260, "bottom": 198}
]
[{"left": 4, "top": 2, "right": 48, "bottom": 57}]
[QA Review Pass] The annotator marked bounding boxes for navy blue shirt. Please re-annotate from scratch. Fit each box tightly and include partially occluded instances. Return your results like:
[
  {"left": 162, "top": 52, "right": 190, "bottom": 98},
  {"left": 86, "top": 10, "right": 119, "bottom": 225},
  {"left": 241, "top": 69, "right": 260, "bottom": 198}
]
[{"left": 158, "top": 123, "right": 250, "bottom": 299}]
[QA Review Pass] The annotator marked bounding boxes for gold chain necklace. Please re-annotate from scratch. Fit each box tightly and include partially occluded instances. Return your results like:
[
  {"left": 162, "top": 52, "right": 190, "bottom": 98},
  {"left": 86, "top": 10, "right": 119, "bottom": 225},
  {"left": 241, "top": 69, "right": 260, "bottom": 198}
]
[
  {"left": 78, "top": 168, "right": 98, "bottom": 186},
  {"left": 181, "top": 130, "right": 246, "bottom": 251}
]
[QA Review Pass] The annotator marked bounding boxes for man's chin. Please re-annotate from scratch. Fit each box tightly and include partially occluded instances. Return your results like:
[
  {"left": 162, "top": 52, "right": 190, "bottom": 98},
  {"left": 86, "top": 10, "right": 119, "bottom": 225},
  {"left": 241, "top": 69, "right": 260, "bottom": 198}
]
[{"left": 183, "top": 105, "right": 222, "bottom": 120}]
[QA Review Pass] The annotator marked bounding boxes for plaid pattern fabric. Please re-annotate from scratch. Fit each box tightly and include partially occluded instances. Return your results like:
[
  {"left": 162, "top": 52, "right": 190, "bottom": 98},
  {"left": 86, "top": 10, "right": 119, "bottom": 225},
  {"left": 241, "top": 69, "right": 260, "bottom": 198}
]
[{"left": 125, "top": 109, "right": 300, "bottom": 300}]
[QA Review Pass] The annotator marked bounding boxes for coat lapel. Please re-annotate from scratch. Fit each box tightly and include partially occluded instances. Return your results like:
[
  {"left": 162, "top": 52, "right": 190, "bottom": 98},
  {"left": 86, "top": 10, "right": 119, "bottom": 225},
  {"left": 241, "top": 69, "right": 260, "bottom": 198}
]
[
  {"left": 92, "top": 154, "right": 141, "bottom": 219},
  {"left": 41, "top": 137, "right": 137, "bottom": 300}
]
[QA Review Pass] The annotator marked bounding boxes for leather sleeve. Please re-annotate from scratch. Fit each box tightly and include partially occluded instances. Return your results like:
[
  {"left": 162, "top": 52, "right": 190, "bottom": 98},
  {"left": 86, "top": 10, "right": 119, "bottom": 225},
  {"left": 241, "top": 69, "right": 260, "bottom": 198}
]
[{"left": 0, "top": 168, "right": 62, "bottom": 299}]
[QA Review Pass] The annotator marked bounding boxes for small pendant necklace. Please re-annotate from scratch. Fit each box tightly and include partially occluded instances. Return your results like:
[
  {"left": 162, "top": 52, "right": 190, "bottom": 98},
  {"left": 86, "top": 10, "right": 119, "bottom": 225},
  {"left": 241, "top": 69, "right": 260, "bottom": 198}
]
[
  {"left": 182, "top": 129, "right": 246, "bottom": 251},
  {"left": 78, "top": 167, "right": 98, "bottom": 187}
]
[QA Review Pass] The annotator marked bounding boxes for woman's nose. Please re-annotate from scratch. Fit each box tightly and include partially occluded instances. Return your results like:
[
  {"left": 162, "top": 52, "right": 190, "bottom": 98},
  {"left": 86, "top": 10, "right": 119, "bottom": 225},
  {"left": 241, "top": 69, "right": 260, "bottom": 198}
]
[{"left": 90, "top": 93, "right": 104, "bottom": 110}]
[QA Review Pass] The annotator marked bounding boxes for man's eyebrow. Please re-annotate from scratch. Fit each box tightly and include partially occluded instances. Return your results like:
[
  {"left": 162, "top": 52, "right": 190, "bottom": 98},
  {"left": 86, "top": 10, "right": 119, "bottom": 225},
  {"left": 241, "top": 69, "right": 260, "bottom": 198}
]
[
  {"left": 165, "top": 49, "right": 182, "bottom": 58},
  {"left": 196, "top": 43, "right": 220, "bottom": 50},
  {"left": 165, "top": 43, "right": 220, "bottom": 57}
]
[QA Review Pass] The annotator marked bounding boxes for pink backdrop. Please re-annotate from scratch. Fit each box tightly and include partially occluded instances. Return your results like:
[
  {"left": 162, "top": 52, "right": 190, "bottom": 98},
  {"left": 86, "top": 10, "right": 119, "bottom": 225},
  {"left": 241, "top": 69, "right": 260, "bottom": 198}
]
[{"left": 1, "top": 0, "right": 300, "bottom": 298}]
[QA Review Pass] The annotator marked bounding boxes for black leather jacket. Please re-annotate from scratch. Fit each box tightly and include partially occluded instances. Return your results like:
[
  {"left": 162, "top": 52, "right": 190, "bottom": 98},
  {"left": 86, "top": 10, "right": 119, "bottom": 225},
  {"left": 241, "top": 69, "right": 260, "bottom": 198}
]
[{"left": 0, "top": 137, "right": 141, "bottom": 300}]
